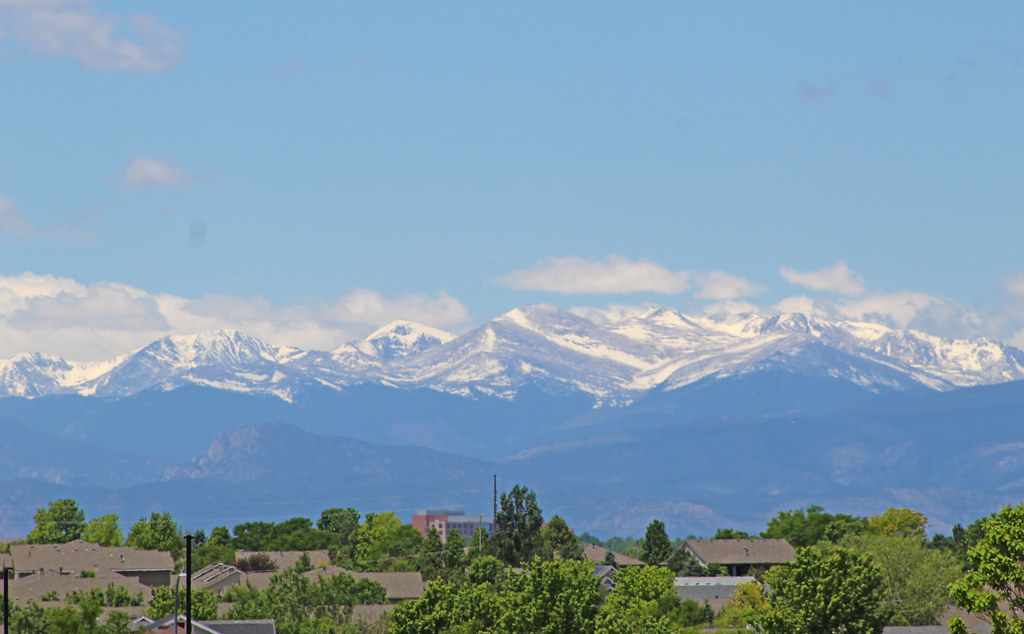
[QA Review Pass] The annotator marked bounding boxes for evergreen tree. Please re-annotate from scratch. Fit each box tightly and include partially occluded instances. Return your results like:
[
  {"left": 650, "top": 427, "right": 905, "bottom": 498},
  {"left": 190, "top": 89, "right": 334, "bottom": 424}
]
[{"left": 640, "top": 519, "right": 672, "bottom": 565}]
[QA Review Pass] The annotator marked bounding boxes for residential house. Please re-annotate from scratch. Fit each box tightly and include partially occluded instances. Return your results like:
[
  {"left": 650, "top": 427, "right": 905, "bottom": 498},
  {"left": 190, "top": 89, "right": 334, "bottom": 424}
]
[
  {"left": 680, "top": 538, "right": 795, "bottom": 576},
  {"left": 9, "top": 540, "right": 174, "bottom": 587},
  {"left": 147, "top": 615, "right": 277, "bottom": 633},
  {"left": 674, "top": 575, "right": 757, "bottom": 613},
  {"left": 580, "top": 543, "right": 645, "bottom": 568}
]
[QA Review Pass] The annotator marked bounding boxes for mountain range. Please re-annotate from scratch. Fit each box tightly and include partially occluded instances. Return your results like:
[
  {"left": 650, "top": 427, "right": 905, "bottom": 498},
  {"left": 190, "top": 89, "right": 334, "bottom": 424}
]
[
  {"left": 3, "top": 304, "right": 1024, "bottom": 539},
  {"left": 4, "top": 304, "right": 1022, "bottom": 403}
]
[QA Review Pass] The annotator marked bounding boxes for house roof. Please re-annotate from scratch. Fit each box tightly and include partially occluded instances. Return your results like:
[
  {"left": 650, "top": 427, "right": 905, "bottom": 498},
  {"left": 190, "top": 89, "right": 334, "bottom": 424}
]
[
  {"left": 10, "top": 540, "right": 173, "bottom": 574},
  {"left": 229, "top": 567, "right": 425, "bottom": 601},
  {"left": 148, "top": 616, "right": 277, "bottom": 634},
  {"left": 306, "top": 567, "right": 426, "bottom": 600},
  {"left": 234, "top": 550, "right": 331, "bottom": 571},
  {"left": 193, "top": 562, "right": 244, "bottom": 589},
  {"left": 581, "top": 544, "right": 645, "bottom": 567},
  {"left": 682, "top": 539, "right": 795, "bottom": 566},
  {"left": 6, "top": 571, "right": 152, "bottom": 607},
  {"left": 673, "top": 575, "right": 757, "bottom": 587}
]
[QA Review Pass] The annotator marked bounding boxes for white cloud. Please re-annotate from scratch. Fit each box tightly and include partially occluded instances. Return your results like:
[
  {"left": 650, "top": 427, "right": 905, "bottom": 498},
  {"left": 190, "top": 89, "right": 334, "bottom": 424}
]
[
  {"left": 568, "top": 303, "right": 661, "bottom": 325},
  {"left": 771, "top": 295, "right": 822, "bottom": 316},
  {"left": 0, "top": 1, "right": 181, "bottom": 72},
  {"left": 121, "top": 157, "right": 195, "bottom": 190},
  {"left": 497, "top": 256, "right": 692, "bottom": 294},
  {"left": 780, "top": 261, "right": 866, "bottom": 297},
  {"left": 0, "top": 273, "right": 472, "bottom": 361},
  {"left": 1002, "top": 273, "right": 1024, "bottom": 297},
  {"left": 694, "top": 271, "right": 765, "bottom": 300}
]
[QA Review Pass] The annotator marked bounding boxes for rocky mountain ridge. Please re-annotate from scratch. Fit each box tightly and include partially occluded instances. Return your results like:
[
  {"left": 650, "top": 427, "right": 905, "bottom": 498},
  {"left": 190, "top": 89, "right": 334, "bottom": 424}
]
[{"left": 3, "top": 304, "right": 1023, "bottom": 405}]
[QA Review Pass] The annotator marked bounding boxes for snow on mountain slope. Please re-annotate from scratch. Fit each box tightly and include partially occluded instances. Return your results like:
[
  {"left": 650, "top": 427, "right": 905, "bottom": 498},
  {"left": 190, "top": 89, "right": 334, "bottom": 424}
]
[
  {"left": 3, "top": 304, "right": 1024, "bottom": 404},
  {"left": 377, "top": 305, "right": 652, "bottom": 402},
  {"left": 0, "top": 352, "right": 122, "bottom": 398},
  {"left": 78, "top": 330, "right": 299, "bottom": 400},
  {"left": 700, "top": 312, "right": 1024, "bottom": 387},
  {"left": 353, "top": 320, "right": 454, "bottom": 360}
]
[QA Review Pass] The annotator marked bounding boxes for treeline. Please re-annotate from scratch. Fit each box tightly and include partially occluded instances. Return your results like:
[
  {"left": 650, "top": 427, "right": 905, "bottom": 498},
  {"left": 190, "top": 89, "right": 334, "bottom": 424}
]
[{"left": 4, "top": 491, "right": 1019, "bottom": 633}]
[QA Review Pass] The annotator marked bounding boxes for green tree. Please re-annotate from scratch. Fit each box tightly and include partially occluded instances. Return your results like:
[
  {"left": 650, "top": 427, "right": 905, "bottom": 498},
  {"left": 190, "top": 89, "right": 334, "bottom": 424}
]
[
  {"left": 758, "top": 544, "right": 890, "bottom": 634},
  {"left": 716, "top": 581, "right": 769, "bottom": 628},
  {"left": 500, "top": 558, "right": 602, "bottom": 634},
  {"left": 207, "top": 525, "right": 232, "bottom": 546},
  {"left": 948, "top": 504, "right": 1024, "bottom": 633},
  {"left": 125, "top": 512, "right": 184, "bottom": 560},
  {"left": 465, "top": 526, "right": 492, "bottom": 560},
  {"left": 541, "top": 515, "right": 584, "bottom": 561},
  {"left": 640, "top": 520, "right": 672, "bottom": 565},
  {"left": 147, "top": 585, "right": 219, "bottom": 620},
  {"left": 442, "top": 528, "right": 467, "bottom": 574},
  {"left": 389, "top": 579, "right": 504, "bottom": 634},
  {"left": 713, "top": 528, "right": 751, "bottom": 539},
  {"left": 467, "top": 555, "right": 508, "bottom": 585},
  {"left": 842, "top": 532, "right": 960, "bottom": 626},
  {"left": 762, "top": 505, "right": 839, "bottom": 547},
  {"left": 417, "top": 528, "right": 443, "bottom": 580},
  {"left": 493, "top": 484, "right": 544, "bottom": 566},
  {"left": 598, "top": 565, "right": 704, "bottom": 633},
  {"left": 665, "top": 545, "right": 710, "bottom": 576},
  {"left": 349, "top": 511, "right": 422, "bottom": 572},
  {"left": 82, "top": 514, "right": 124, "bottom": 547},
  {"left": 952, "top": 514, "right": 991, "bottom": 569},
  {"left": 223, "top": 567, "right": 387, "bottom": 634},
  {"left": 867, "top": 507, "right": 927, "bottom": 540},
  {"left": 317, "top": 507, "right": 360, "bottom": 543},
  {"left": 27, "top": 499, "right": 87, "bottom": 544}
]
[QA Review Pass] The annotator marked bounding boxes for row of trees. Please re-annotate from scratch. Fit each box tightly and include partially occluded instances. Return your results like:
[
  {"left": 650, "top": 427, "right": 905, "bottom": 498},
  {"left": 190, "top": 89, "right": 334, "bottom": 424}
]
[{"left": 16, "top": 493, "right": 1024, "bottom": 632}]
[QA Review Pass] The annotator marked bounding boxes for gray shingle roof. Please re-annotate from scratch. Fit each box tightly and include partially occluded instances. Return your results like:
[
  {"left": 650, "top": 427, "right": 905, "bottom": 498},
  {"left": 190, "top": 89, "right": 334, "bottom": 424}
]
[
  {"left": 581, "top": 543, "right": 645, "bottom": 567},
  {"left": 682, "top": 538, "right": 795, "bottom": 566},
  {"left": 10, "top": 540, "right": 173, "bottom": 575}
]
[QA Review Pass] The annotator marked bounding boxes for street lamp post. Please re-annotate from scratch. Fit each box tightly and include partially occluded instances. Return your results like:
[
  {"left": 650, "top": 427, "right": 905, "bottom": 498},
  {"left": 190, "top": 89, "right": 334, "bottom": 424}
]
[
  {"left": 3, "top": 566, "right": 10, "bottom": 634},
  {"left": 172, "top": 572, "right": 187, "bottom": 633}
]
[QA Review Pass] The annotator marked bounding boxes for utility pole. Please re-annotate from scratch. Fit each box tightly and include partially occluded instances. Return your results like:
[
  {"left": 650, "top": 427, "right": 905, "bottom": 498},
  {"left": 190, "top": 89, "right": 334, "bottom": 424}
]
[
  {"left": 3, "top": 566, "right": 10, "bottom": 634},
  {"left": 493, "top": 474, "right": 498, "bottom": 527},
  {"left": 185, "top": 534, "right": 193, "bottom": 634}
]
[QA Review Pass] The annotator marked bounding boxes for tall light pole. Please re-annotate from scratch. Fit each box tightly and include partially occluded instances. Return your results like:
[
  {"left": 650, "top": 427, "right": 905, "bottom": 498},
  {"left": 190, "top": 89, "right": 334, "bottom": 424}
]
[
  {"left": 185, "top": 534, "right": 193, "bottom": 634},
  {"left": 3, "top": 566, "right": 10, "bottom": 634},
  {"left": 172, "top": 572, "right": 187, "bottom": 633}
]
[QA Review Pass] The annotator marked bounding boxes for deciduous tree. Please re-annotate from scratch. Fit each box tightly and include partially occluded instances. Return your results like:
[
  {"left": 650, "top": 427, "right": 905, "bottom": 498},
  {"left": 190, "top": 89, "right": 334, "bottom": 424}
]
[
  {"left": 842, "top": 532, "right": 960, "bottom": 626},
  {"left": 867, "top": 507, "right": 928, "bottom": 540},
  {"left": 949, "top": 504, "right": 1024, "bottom": 633},
  {"left": 27, "top": 499, "right": 87, "bottom": 544},
  {"left": 758, "top": 544, "right": 890, "bottom": 634},
  {"left": 83, "top": 514, "right": 124, "bottom": 547},
  {"left": 125, "top": 512, "right": 184, "bottom": 560}
]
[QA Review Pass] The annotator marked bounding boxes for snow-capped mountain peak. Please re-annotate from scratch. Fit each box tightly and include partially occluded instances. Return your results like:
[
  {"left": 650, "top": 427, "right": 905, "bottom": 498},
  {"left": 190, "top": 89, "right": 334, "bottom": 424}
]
[
  {"left": 3, "top": 306, "right": 1024, "bottom": 405},
  {"left": 353, "top": 320, "right": 454, "bottom": 360}
]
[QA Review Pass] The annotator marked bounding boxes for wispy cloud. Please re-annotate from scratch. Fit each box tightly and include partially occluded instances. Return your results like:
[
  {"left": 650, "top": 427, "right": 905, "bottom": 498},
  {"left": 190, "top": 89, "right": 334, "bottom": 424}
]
[
  {"left": 781, "top": 261, "right": 866, "bottom": 297},
  {"left": 694, "top": 271, "right": 765, "bottom": 300},
  {"left": 121, "top": 157, "right": 196, "bottom": 190},
  {"left": 0, "top": 195, "right": 95, "bottom": 245},
  {"left": 0, "top": 273, "right": 472, "bottom": 360},
  {"left": 0, "top": 1, "right": 181, "bottom": 72},
  {"left": 497, "top": 256, "right": 692, "bottom": 295}
]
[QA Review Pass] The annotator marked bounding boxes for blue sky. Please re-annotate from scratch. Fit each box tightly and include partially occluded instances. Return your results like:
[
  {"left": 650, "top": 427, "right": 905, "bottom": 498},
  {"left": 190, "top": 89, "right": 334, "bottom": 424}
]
[{"left": 1, "top": 1, "right": 1022, "bottom": 360}]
